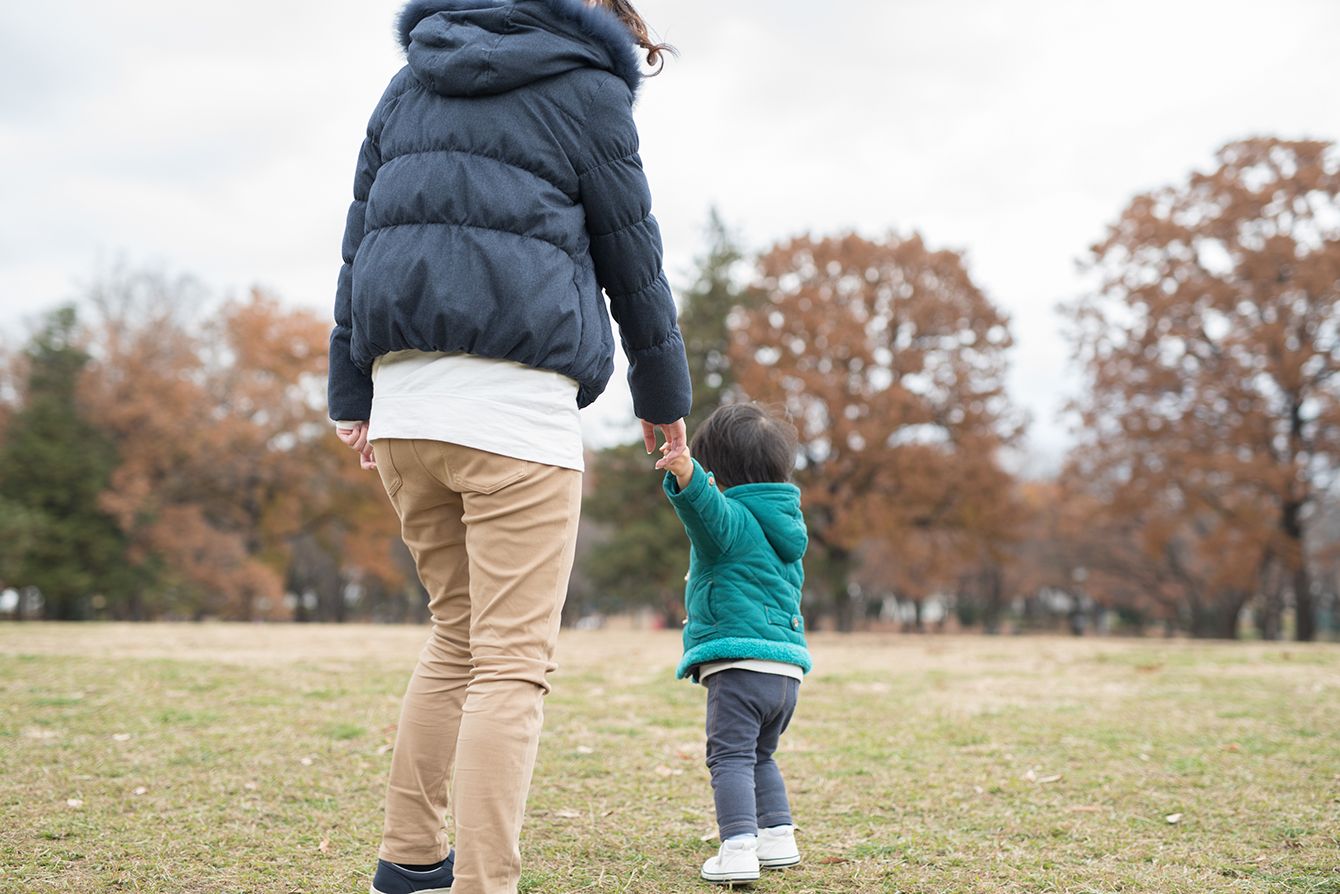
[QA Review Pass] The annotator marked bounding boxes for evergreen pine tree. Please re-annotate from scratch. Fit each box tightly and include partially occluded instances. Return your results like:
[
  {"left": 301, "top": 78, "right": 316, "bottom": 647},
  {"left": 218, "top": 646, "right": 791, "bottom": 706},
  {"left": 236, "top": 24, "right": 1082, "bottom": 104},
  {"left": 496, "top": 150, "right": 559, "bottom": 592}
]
[
  {"left": 0, "top": 307, "right": 129, "bottom": 619},
  {"left": 679, "top": 208, "right": 746, "bottom": 428},
  {"left": 582, "top": 211, "right": 747, "bottom": 621}
]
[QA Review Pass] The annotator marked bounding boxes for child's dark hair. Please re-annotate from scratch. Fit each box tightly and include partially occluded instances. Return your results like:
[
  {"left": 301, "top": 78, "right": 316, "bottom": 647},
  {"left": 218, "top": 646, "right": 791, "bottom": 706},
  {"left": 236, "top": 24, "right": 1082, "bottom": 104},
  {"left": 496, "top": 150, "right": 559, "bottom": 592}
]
[{"left": 690, "top": 403, "right": 798, "bottom": 489}]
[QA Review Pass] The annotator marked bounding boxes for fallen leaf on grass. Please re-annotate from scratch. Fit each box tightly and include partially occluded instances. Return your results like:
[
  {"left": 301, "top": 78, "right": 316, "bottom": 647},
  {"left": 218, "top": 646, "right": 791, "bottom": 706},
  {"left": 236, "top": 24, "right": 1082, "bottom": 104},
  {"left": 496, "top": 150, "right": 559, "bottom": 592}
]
[
  {"left": 654, "top": 765, "right": 683, "bottom": 777},
  {"left": 1223, "top": 743, "right": 1241, "bottom": 752},
  {"left": 66, "top": 799, "right": 83, "bottom": 808},
  {"left": 818, "top": 856, "right": 850, "bottom": 865},
  {"left": 318, "top": 836, "right": 330, "bottom": 854},
  {"left": 1037, "top": 774, "right": 1063, "bottom": 784},
  {"left": 132, "top": 787, "right": 148, "bottom": 796},
  {"left": 300, "top": 757, "right": 314, "bottom": 767},
  {"left": 1165, "top": 813, "right": 1183, "bottom": 824},
  {"left": 574, "top": 746, "right": 594, "bottom": 755},
  {"left": 112, "top": 733, "right": 132, "bottom": 742},
  {"left": 555, "top": 808, "right": 583, "bottom": 819}
]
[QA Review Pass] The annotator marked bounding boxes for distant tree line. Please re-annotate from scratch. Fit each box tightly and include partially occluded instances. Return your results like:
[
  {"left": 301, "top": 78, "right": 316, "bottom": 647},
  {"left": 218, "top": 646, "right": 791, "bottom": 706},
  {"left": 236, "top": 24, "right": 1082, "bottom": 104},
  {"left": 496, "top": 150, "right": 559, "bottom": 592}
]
[
  {"left": 2, "top": 137, "right": 1338, "bottom": 640},
  {"left": 0, "top": 274, "right": 418, "bottom": 623}
]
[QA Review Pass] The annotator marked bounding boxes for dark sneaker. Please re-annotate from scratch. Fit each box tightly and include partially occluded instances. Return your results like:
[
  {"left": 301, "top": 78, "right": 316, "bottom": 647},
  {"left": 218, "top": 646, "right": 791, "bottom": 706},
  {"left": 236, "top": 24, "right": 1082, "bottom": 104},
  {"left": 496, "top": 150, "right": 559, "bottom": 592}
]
[{"left": 369, "top": 850, "right": 454, "bottom": 894}]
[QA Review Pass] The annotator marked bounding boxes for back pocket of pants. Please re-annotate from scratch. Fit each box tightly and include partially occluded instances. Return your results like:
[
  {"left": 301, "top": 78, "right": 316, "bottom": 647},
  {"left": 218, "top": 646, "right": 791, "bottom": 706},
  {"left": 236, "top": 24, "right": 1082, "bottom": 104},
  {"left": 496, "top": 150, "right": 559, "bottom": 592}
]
[{"left": 451, "top": 450, "right": 532, "bottom": 495}]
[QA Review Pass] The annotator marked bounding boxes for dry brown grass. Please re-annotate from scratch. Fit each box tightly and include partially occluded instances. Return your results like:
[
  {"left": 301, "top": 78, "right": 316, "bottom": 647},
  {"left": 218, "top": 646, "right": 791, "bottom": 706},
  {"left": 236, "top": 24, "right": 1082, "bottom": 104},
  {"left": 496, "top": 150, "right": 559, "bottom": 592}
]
[{"left": 2, "top": 624, "right": 1337, "bottom": 893}]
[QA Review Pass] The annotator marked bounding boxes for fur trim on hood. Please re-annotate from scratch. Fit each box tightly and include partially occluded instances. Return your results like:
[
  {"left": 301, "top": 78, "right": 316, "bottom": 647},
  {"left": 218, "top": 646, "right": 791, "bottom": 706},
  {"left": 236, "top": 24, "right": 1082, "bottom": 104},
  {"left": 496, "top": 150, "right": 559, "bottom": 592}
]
[{"left": 396, "top": 0, "right": 643, "bottom": 98}]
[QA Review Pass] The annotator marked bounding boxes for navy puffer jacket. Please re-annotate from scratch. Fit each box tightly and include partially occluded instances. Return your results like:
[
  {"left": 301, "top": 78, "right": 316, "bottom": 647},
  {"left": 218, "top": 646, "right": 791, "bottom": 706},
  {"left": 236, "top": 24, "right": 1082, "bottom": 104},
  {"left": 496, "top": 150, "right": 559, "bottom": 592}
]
[{"left": 327, "top": 0, "right": 692, "bottom": 424}]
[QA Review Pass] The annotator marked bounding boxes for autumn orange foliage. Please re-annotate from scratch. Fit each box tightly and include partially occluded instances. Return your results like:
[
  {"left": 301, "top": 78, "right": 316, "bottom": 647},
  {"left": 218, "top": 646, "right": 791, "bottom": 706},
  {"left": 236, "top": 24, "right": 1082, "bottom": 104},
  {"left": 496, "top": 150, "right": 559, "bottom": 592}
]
[
  {"left": 1064, "top": 138, "right": 1340, "bottom": 639},
  {"left": 75, "top": 272, "right": 403, "bottom": 620},
  {"left": 731, "top": 232, "right": 1022, "bottom": 629}
]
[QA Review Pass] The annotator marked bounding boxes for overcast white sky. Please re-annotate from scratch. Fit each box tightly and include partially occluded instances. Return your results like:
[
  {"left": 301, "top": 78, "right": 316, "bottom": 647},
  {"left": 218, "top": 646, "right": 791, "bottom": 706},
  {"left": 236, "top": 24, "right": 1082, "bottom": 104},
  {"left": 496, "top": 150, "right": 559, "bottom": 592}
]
[{"left": 2, "top": 0, "right": 1338, "bottom": 471}]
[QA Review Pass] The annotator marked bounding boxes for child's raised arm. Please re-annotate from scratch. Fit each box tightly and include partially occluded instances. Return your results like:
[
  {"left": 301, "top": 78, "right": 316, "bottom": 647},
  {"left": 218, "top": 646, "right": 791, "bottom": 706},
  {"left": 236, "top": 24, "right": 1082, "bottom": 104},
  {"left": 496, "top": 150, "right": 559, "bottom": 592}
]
[{"left": 661, "top": 452, "right": 745, "bottom": 559}]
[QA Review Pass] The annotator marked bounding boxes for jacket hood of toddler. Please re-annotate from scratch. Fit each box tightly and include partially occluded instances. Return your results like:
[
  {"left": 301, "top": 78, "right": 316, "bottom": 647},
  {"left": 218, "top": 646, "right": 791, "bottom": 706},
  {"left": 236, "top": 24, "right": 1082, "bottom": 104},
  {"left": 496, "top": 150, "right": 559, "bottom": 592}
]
[
  {"left": 397, "top": 0, "right": 643, "bottom": 99},
  {"left": 728, "top": 483, "right": 808, "bottom": 565}
]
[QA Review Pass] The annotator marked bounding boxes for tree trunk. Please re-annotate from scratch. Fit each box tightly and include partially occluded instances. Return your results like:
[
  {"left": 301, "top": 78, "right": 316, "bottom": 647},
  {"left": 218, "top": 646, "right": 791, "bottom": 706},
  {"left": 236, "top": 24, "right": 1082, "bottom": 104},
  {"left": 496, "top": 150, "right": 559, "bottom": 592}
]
[
  {"left": 661, "top": 594, "right": 683, "bottom": 630},
  {"left": 1216, "top": 601, "right": 1242, "bottom": 639},
  {"left": 1280, "top": 496, "right": 1315, "bottom": 641},
  {"left": 1283, "top": 395, "right": 1315, "bottom": 642},
  {"left": 1293, "top": 563, "right": 1315, "bottom": 642},
  {"left": 826, "top": 547, "right": 855, "bottom": 633},
  {"left": 1189, "top": 594, "right": 1243, "bottom": 639},
  {"left": 981, "top": 566, "right": 1004, "bottom": 635},
  {"left": 45, "top": 593, "right": 81, "bottom": 621},
  {"left": 1255, "top": 557, "right": 1282, "bottom": 641},
  {"left": 1256, "top": 594, "right": 1281, "bottom": 641},
  {"left": 801, "top": 600, "right": 820, "bottom": 633},
  {"left": 834, "top": 590, "right": 856, "bottom": 633}
]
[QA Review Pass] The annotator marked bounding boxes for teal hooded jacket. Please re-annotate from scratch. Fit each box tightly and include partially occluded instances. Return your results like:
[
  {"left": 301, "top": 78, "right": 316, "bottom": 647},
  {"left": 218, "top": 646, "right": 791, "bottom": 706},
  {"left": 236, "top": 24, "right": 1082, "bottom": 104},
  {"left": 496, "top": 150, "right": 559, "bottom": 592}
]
[{"left": 663, "top": 459, "right": 812, "bottom": 680}]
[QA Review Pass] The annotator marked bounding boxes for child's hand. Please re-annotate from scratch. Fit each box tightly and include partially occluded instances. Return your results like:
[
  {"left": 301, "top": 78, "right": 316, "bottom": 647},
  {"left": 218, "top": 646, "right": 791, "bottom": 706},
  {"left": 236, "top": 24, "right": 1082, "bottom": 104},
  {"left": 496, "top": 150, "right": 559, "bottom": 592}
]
[
  {"left": 659, "top": 441, "right": 694, "bottom": 489},
  {"left": 646, "top": 418, "right": 687, "bottom": 469}
]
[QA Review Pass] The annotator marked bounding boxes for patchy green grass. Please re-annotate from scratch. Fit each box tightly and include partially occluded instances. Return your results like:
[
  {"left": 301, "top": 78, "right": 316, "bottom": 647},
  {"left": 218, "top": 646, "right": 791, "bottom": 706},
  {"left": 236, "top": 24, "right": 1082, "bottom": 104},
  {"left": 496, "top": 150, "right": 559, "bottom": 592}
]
[{"left": 0, "top": 624, "right": 1337, "bottom": 893}]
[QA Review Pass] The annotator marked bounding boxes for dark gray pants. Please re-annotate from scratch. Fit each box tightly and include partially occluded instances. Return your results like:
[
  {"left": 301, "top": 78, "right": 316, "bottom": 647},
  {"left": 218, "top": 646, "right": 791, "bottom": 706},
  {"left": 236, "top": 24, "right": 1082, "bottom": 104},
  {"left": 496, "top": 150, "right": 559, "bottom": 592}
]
[{"left": 704, "top": 668, "right": 799, "bottom": 840}]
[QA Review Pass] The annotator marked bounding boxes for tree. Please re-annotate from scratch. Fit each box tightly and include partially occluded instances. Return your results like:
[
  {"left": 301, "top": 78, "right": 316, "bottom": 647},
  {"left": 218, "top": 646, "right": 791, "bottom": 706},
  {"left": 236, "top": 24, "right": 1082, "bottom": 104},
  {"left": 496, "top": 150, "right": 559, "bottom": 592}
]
[
  {"left": 580, "top": 442, "right": 689, "bottom": 624},
  {"left": 0, "top": 307, "right": 131, "bottom": 619},
  {"left": 76, "top": 272, "right": 269, "bottom": 619},
  {"left": 79, "top": 270, "right": 404, "bottom": 621},
  {"left": 680, "top": 208, "right": 747, "bottom": 429},
  {"left": 583, "top": 211, "right": 748, "bottom": 621},
  {"left": 733, "top": 232, "right": 1021, "bottom": 630},
  {"left": 1064, "top": 138, "right": 1340, "bottom": 640}
]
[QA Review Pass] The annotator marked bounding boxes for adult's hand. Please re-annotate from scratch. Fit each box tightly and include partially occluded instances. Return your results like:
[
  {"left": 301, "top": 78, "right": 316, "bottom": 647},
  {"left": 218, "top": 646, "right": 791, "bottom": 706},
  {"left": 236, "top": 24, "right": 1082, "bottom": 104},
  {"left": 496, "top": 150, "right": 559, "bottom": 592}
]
[
  {"left": 642, "top": 418, "right": 687, "bottom": 469},
  {"left": 336, "top": 422, "right": 377, "bottom": 470}
]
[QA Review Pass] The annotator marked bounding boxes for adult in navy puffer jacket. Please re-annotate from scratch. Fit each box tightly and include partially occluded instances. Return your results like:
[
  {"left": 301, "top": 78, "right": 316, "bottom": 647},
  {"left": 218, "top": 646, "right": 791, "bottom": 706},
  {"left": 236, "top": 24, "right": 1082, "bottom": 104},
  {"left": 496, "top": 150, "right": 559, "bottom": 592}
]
[
  {"left": 326, "top": 0, "right": 692, "bottom": 427},
  {"left": 330, "top": 4, "right": 693, "bottom": 894}
]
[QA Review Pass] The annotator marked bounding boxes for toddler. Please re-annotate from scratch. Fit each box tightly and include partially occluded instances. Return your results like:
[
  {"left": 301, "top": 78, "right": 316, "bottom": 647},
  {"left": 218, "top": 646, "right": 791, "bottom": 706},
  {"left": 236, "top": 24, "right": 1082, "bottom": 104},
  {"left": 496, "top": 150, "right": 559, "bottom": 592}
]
[{"left": 660, "top": 403, "right": 812, "bottom": 885}]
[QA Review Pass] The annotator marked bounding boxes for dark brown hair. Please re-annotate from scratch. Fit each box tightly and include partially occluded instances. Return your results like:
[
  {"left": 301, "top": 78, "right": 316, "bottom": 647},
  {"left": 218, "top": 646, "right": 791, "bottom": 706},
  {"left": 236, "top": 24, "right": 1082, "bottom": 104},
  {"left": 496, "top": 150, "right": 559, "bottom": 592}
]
[
  {"left": 690, "top": 403, "right": 799, "bottom": 489},
  {"left": 593, "top": 0, "right": 676, "bottom": 73}
]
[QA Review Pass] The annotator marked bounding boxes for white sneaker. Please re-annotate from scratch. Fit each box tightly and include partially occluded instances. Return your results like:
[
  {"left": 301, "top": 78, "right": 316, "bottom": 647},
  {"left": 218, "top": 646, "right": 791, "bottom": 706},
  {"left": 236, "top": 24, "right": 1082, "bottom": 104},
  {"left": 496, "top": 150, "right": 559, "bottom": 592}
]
[
  {"left": 757, "top": 825, "right": 801, "bottom": 869},
  {"left": 701, "top": 837, "right": 760, "bottom": 885}
]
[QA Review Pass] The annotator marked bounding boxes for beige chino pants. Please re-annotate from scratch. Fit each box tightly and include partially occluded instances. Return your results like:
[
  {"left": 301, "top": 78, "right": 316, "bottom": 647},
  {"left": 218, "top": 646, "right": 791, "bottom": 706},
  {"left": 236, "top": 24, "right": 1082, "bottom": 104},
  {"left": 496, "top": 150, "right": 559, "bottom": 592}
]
[{"left": 372, "top": 438, "right": 582, "bottom": 894}]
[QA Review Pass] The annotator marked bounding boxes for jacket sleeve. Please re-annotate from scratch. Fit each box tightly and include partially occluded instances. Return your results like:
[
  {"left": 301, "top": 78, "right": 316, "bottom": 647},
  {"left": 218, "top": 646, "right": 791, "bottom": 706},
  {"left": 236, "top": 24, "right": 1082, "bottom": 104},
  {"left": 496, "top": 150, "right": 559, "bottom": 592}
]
[
  {"left": 327, "top": 77, "right": 403, "bottom": 422},
  {"left": 663, "top": 460, "right": 745, "bottom": 559},
  {"left": 577, "top": 77, "right": 692, "bottom": 425}
]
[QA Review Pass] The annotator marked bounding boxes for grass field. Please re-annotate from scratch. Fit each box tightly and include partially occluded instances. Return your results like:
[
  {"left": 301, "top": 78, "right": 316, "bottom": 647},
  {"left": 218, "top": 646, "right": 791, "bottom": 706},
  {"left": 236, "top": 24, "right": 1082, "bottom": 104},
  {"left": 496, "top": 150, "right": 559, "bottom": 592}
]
[{"left": 0, "top": 624, "right": 1336, "bottom": 894}]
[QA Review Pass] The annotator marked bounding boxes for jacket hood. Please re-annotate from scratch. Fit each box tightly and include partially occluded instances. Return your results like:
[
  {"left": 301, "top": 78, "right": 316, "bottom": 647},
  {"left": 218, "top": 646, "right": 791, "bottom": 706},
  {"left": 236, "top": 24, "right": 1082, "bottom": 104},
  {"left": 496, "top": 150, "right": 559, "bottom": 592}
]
[
  {"left": 727, "top": 484, "right": 808, "bottom": 564},
  {"left": 396, "top": 0, "right": 643, "bottom": 98}
]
